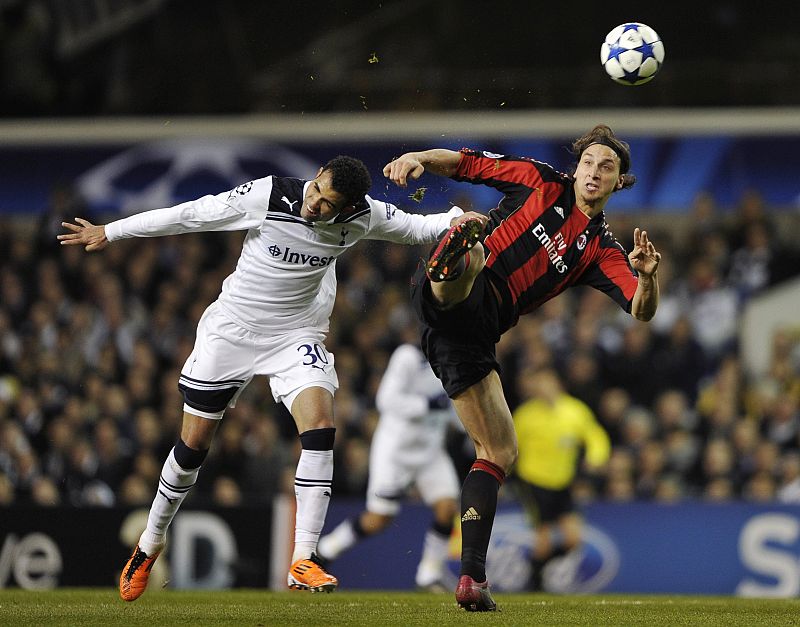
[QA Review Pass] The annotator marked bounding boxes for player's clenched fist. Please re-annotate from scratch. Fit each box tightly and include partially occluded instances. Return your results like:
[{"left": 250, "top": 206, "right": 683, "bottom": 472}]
[{"left": 383, "top": 153, "right": 426, "bottom": 188}]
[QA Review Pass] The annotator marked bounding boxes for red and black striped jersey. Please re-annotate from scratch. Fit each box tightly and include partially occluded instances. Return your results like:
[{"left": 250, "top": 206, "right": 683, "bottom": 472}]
[{"left": 453, "top": 149, "right": 639, "bottom": 323}]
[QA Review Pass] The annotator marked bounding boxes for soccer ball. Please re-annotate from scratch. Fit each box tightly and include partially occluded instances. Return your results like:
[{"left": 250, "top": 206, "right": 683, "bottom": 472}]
[{"left": 601, "top": 22, "right": 665, "bottom": 85}]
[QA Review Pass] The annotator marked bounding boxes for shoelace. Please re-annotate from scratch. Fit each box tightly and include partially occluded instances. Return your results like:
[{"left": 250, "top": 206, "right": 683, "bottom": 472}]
[{"left": 124, "top": 549, "right": 148, "bottom": 580}]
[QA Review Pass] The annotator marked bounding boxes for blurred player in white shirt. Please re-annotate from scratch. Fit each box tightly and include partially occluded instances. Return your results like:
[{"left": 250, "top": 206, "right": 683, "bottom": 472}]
[
  {"left": 59, "top": 155, "right": 485, "bottom": 600},
  {"left": 317, "top": 326, "right": 462, "bottom": 591}
]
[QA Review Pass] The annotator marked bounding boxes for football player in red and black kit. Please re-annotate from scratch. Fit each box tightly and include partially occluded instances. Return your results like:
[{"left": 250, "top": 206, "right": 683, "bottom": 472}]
[{"left": 383, "top": 125, "right": 661, "bottom": 611}]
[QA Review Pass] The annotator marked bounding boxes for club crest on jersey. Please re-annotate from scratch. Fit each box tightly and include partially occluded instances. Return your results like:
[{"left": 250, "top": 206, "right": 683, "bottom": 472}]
[
  {"left": 227, "top": 181, "right": 253, "bottom": 200},
  {"left": 339, "top": 228, "right": 349, "bottom": 246},
  {"left": 577, "top": 233, "right": 588, "bottom": 250}
]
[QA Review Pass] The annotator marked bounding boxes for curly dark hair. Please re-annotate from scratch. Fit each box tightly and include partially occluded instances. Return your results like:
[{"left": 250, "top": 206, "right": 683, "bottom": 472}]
[
  {"left": 322, "top": 155, "right": 372, "bottom": 207},
  {"left": 570, "top": 125, "right": 636, "bottom": 191}
]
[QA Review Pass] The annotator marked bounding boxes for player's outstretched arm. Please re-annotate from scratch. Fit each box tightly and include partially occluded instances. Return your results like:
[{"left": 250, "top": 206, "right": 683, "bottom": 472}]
[
  {"left": 383, "top": 149, "right": 461, "bottom": 187},
  {"left": 629, "top": 227, "right": 661, "bottom": 321},
  {"left": 58, "top": 218, "right": 109, "bottom": 252}
]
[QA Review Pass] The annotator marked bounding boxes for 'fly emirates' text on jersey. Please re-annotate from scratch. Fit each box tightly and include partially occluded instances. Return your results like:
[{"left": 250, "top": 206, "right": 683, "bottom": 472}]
[
  {"left": 454, "top": 149, "right": 639, "bottom": 324},
  {"left": 105, "top": 176, "right": 461, "bottom": 334}
]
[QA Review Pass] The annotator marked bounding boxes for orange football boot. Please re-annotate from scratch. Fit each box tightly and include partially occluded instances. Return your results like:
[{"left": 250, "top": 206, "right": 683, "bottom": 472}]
[{"left": 119, "top": 545, "right": 161, "bottom": 602}]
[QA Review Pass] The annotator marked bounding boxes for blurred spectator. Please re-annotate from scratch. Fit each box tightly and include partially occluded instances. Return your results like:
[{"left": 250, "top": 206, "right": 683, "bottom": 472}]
[
  {"left": 562, "top": 350, "right": 603, "bottom": 413},
  {"left": 701, "top": 439, "right": 736, "bottom": 489},
  {"left": 653, "top": 389, "right": 698, "bottom": 434},
  {"left": 727, "top": 188, "right": 773, "bottom": 252},
  {"left": 688, "top": 192, "right": 723, "bottom": 239},
  {"left": 776, "top": 452, "right": 800, "bottom": 502},
  {"left": 30, "top": 475, "right": 61, "bottom": 506},
  {"left": 212, "top": 476, "right": 243, "bottom": 507},
  {"left": 240, "top": 418, "right": 292, "bottom": 505},
  {"left": 728, "top": 221, "right": 773, "bottom": 301},
  {"left": 651, "top": 317, "right": 707, "bottom": 402},
  {"left": 653, "top": 474, "right": 685, "bottom": 503},
  {"left": 731, "top": 419, "right": 760, "bottom": 485},
  {"left": 605, "top": 473, "right": 636, "bottom": 502},
  {"left": 600, "top": 322, "right": 658, "bottom": 407},
  {"left": 763, "top": 392, "right": 800, "bottom": 451},
  {"left": 35, "top": 183, "right": 91, "bottom": 259},
  {"left": 636, "top": 440, "right": 667, "bottom": 499},
  {"left": 119, "top": 474, "right": 154, "bottom": 506},
  {"left": 704, "top": 477, "right": 735, "bottom": 502},
  {"left": 680, "top": 257, "right": 739, "bottom": 365},
  {"left": 619, "top": 407, "right": 656, "bottom": 455},
  {"left": 0, "top": 471, "right": 14, "bottom": 505},
  {"left": 663, "top": 430, "right": 700, "bottom": 482},
  {"left": 595, "top": 388, "right": 632, "bottom": 444},
  {"left": 742, "top": 471, "right": 777, "bottom": 502}
]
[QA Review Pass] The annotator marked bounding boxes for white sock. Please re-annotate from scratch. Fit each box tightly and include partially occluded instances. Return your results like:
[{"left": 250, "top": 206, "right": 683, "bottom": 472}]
[
  {"left": 317, "top": 518, "right": 358, "bottom": 561},
  {"left": 292, "top": 449, "right": 333, "bottom": 562},
  {"left": 415, "top": 527, "right": 451, "bottom": 587},
  {"left": 139, "top": 448, "right": 199, "bottom": 555}
]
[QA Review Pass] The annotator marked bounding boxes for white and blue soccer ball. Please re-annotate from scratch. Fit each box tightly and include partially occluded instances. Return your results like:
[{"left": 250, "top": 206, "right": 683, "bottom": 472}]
[{"left": 601, "top": 22, "right": 665, "bottom": 86}]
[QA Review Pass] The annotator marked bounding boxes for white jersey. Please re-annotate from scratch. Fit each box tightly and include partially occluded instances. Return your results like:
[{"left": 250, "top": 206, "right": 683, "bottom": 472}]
[
  {"left": 105, "top": 176, "right": 461, "bottom": 334},
  {"left": 373, "top": 343, "right": 458, "bottom": 464},
  {"left": 366, "top": 343, "right": 460, "bottom": 514}
]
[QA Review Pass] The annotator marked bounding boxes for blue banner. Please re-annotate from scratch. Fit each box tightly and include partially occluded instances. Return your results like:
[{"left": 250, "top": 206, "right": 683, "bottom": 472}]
[
  {"left": 2, "top": 135, "right": 800, "bottom": 215},
  {"left": 322, "top": 500, "right": 800, "bottom": 596}
]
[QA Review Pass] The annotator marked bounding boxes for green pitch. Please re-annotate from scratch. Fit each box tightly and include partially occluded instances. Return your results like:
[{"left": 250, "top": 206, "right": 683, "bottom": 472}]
[{"left": 1, "top": 589, "right": 798, "bottom": 626}]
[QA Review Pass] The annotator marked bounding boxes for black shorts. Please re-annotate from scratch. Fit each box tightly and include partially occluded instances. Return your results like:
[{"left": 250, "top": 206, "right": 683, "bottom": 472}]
[
  {"left": 514, "top": 479, "right": 574, "bottom": 524},
  {"left": 410, "top": 262, "right": 513, "bottom": 397}
]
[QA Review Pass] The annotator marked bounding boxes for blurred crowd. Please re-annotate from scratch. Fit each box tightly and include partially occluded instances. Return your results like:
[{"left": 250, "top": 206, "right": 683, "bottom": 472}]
[{"left": 1, "top": 185, "right": 799, "bottom": 511}]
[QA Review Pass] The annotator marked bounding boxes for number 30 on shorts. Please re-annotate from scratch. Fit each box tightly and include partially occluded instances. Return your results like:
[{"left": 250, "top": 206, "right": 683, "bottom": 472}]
[{"left": 297, "top": 343, "right": 330, "bottom": 371}]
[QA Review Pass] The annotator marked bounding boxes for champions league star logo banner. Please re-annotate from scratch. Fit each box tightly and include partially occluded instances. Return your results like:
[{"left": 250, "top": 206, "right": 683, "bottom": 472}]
[
  {"left": 2, "top": 136, "right": 800, "bottom": 215},
  {"left": 483, "top": 509, "right": 620, "bottom": 593},
  {"left": 320, "top": 499, "right": 800, "bottom": 596}
]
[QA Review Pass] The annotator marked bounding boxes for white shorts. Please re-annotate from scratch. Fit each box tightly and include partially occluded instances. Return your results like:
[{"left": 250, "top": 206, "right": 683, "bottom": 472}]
[
  {"left": 366, "top": 428, "right": 460, "bottom": 516},
  {"left": 178, "top": 302, "right": 338, "bottom": 418}
]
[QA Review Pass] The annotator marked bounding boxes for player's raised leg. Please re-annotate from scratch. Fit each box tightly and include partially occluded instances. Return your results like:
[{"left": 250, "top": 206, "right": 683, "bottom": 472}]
[{"left": 426, "top": 216, "right": 485, "bottom": 283}]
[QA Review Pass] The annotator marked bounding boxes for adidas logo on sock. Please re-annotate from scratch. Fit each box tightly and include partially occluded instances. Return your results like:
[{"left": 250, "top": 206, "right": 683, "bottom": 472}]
[{"left": 461, "top": 507, "right": 481, "bottom": 522}]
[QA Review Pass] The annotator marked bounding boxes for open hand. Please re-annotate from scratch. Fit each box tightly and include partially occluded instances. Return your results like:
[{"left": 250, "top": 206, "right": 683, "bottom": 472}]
[
  {"left": 628, "top": 228, "right": 661, "bottom": 277},
  {"left": 57, "top": 218, "right": 109, "bottom": 252}
]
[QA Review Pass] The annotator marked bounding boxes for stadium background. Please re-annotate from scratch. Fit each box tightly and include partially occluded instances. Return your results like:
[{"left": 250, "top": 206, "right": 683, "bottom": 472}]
[{"left": 1, "top": 0, "right": 800, "bottom": 596}]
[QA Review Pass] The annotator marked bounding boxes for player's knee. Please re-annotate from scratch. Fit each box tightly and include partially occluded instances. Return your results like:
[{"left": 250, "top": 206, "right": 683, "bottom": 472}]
[
  {"left": 492, "top": 441, "right": 518, "bottom": 474},
  {"left": 174, "top": 438, "right": 209, "bottom": 470}
]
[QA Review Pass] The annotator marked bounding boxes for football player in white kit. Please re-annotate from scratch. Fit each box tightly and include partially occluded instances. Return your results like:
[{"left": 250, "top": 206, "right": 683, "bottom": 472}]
[
  {"left": 59, "top": 155, "right": 487, "bottom": 600},
  {"left": 317, "top": 330, "right": 462, "bottom": 591}
]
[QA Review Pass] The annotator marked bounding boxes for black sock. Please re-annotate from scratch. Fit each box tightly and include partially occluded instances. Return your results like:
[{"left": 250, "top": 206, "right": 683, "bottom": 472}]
[
  {"left": 432, "top": 518, "right": 453, "bottom": 538},
  {"left": 528, "top": 558, "right": 546, "bottom": 591},
  {"left": 459, "top": 459, "right": 504, "bottom": 582}
]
